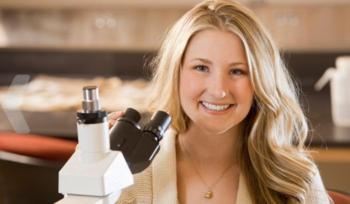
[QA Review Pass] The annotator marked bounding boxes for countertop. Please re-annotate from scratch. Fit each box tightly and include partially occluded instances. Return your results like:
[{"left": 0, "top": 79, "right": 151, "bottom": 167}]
[
  {"left": 303, "top": 87, "right": 350, "bottom": 147},
  {"left": 0, "top": 87, "right": 349, "bottom": 147}
]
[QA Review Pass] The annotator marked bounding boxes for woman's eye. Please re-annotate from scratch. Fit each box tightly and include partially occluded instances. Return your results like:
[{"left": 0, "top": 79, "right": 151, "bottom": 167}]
[
  {"left": 194, "top": 65, "right": 209, "bottom": 72},
  {"left": 230, "top": 68, "right": 245, "bottom": 76}
]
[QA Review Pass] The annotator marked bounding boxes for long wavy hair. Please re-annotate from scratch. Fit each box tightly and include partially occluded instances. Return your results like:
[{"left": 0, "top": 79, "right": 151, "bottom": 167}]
[{"left": 147, "top": 0, "right": 317, "bottom": 203}]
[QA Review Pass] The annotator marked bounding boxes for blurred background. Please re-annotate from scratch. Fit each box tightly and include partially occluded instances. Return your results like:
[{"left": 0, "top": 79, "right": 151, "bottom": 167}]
[{"left": 0, "top": 0, "right": 349, "bottom": 203}]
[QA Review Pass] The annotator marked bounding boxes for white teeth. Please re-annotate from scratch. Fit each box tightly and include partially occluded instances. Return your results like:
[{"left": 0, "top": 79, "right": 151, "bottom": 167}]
[{"left": 201, "top": 101, "right": 231, "bottom": 111}]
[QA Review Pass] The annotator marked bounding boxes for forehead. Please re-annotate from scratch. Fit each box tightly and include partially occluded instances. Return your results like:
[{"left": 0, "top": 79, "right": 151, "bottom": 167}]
[{"left": 183, "top": 29, "right": 247, "bottom": 64}]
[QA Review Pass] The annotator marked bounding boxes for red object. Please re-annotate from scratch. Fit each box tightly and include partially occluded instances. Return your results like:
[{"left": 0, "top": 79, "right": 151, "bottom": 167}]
[
  {"left": 329, "top": 191, "right": 350, "bottom": 204},
  {"left": 0, "top": 132, "right": 77, "bottom": 161}
]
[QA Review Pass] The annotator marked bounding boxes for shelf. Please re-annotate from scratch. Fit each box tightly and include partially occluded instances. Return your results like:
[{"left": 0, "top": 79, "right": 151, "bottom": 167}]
[{"left": 310, "top": 148, "right": 350, "bottom": 163}]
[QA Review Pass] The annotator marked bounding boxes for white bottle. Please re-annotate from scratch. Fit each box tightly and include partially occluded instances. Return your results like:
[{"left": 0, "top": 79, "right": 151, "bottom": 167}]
[{"left": 315, "top": 56, "right": 350, "bottom": 127}]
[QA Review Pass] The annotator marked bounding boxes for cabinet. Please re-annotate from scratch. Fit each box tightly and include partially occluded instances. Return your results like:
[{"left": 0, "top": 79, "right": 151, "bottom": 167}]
[
  {"left": 0, "top": 0, "right": 203, "bottom": 9},
  {"left": 310, "top": 148, "right": 350, "bottom": 193},
  {"left": 0, "top": 0, "right": 348, "bottom": 9},
  {"left": 0, "top": 1, "right": 349, "bottom": 51},
  {"left": 254, "top": 4, "right": 350, "bottom": 51},
  {"left": 0, "top": 9, "right": 188, "bottom": 51},
  {"left": 262, "top": 0, "right": 350, "bottom": 4}
]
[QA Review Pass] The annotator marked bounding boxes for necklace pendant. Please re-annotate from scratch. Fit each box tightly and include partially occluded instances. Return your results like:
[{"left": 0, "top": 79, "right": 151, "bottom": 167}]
[{"left": 204, "top": 191, "right": 213, "bottom": 199}]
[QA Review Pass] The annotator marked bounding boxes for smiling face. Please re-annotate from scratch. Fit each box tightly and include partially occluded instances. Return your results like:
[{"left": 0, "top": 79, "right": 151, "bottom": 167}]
[{"left": 179, "top": 29, "right": 254, "bottom": 135}]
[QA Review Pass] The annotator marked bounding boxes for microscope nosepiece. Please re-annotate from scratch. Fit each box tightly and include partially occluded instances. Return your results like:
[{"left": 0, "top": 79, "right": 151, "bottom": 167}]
[{"left": 82, "top": 86, "right": 101, "bottom": 113}]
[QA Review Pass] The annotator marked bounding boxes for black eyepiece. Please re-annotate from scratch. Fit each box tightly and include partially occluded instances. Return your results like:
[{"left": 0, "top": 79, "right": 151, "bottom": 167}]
[
  {"left": 123, "top": 108, "right": 141, "bottom": 124},
  {"left": 146, "top": 111, "right": 172, "bottom": 137}
]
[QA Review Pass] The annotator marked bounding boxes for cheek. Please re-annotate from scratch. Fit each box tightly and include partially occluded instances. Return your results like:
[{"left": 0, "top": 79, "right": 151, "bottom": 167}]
[
  {"left": 179, "top": 72, "right": 192, "bottom": 108},
  {"left": 179, "top": 71, "right": 203, "bottom": 100},
  {"left": 234, "top": 80, "right": 254, "bottom": 103}
]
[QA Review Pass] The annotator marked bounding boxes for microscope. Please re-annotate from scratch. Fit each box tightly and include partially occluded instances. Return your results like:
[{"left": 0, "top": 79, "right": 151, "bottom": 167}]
[{"left": 55, "top": 86, "right": 171, "bottom": 204}]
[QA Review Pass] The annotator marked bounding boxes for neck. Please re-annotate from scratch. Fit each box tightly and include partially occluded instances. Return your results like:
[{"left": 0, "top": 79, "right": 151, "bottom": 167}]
[{"left": 178, "top": 123, "right": 242, "bottom": 167}]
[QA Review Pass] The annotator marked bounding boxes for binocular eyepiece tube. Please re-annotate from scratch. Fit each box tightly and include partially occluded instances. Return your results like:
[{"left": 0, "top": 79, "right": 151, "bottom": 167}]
[{"left": 110, "top": 108, "right": 172, "bottom": 173}]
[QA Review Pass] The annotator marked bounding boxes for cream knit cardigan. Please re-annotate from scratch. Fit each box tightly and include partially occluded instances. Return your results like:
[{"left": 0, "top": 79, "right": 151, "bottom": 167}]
[{"left": 116, "top": 129, "right": 331, "bottom": 204}]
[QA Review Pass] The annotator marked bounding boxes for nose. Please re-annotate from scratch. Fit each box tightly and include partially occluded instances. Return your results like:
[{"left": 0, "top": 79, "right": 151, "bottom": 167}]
[{"left": 208, "top": 72, "right": 229, "bottom": 99}]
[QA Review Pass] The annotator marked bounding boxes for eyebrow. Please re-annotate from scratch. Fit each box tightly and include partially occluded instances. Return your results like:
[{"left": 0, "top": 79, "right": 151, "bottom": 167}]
[{"left": 190, "top": 58, "right": 247, "bottom": 67}]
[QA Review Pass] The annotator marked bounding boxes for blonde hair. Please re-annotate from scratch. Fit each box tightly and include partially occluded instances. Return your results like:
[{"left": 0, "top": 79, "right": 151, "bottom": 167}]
[{"left": 147, "top": 0, "right": 317, "bottom": 203}]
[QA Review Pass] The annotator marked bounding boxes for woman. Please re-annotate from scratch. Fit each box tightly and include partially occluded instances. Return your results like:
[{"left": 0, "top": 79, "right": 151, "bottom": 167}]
[{"left": 109, "top": 0, "right": 331, "bottom": 203}]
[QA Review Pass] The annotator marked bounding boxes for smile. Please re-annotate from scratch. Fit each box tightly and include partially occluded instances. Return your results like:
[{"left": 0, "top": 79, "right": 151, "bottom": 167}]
[{"left": 200, "top": 101, "right": 233, "bottom": 111}]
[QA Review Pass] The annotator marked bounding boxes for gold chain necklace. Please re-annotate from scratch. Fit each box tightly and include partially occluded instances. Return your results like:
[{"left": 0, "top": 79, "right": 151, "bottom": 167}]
[{"left": 180, "top": 138, "right": 234, "bottom": 199}]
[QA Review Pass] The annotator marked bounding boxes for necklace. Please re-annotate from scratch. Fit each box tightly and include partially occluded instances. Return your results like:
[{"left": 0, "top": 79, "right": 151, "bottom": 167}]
[{"left": 180, "top": 138, "right": 234, "bottom": 200}]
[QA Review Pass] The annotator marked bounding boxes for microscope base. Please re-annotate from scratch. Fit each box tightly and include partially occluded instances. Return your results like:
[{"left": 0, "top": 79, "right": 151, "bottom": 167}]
[{"left": 55, "top": 190, "right": 121, "bottom": 204}]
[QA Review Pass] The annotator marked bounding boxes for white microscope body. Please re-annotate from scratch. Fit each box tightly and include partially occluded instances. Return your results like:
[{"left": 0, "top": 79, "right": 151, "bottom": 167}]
[
  {"left": 56, "top": 86, "right": 171, "bottom": 204},
  {"left": 55, "top": 86, "right": 133, "bottom": 204}
]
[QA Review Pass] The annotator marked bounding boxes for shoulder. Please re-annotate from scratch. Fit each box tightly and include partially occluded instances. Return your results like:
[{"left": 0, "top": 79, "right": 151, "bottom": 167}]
[
  {"left": 116, "top": 166, "right": 153, "bottom": 204},
  {"left": 116, "top": 129, "right": 178, "bottom": 204},
  {"left": 305, "top": 168, "right": 333, "bottom": 204}
]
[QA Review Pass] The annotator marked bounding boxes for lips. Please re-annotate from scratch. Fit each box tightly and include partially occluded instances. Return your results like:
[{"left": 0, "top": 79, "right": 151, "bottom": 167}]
[{"left": 200, "top": 101, "right": 233, "bottom": 111}]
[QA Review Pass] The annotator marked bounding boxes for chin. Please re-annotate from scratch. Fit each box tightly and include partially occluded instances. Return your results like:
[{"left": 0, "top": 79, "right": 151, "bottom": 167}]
[
  {"left": 196, "top": 117, "right": 245, "bottom": 134},
  {"left": 199, "top": 124, "right": 237, "bottom": 135}
]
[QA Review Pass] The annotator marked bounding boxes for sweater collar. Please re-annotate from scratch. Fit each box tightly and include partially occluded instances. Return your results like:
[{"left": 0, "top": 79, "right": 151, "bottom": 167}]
[
  {"left": 152, "top": 129, "right": 178, "bottom": 204},
  {"left": 152, "top": 129, "right": 252, "bottom": 204}
]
